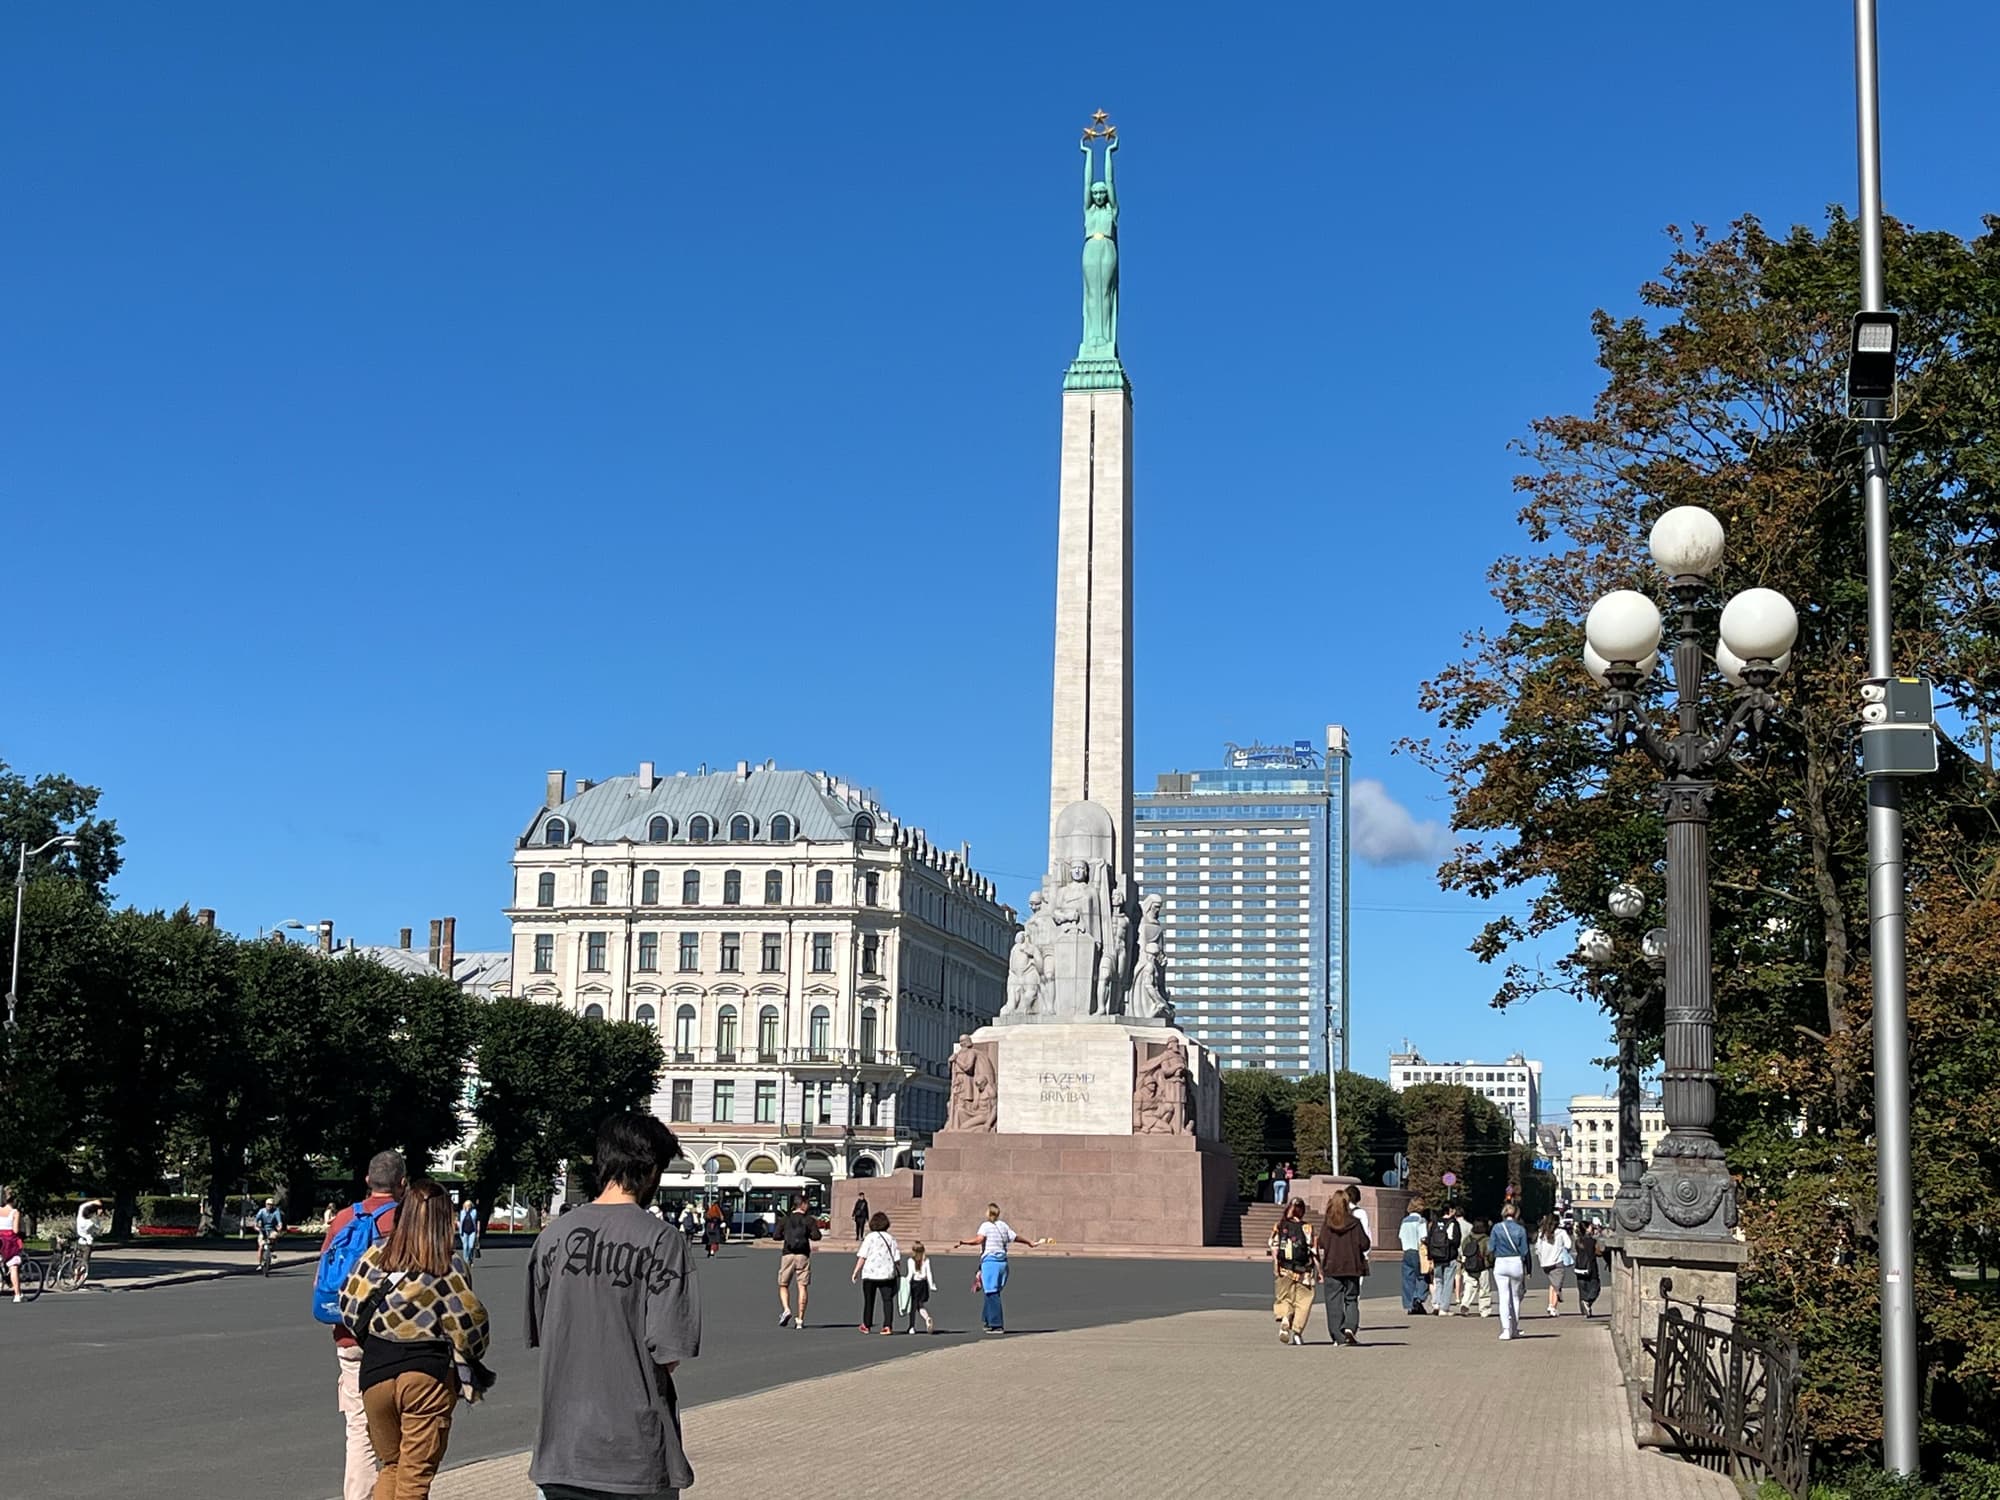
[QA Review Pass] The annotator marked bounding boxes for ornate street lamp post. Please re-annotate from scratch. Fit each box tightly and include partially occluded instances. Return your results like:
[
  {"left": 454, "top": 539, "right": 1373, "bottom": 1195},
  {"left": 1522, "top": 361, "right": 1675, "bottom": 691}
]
[{"left": 1582, "top": 506, "right": 1798, "bottom": 1241}]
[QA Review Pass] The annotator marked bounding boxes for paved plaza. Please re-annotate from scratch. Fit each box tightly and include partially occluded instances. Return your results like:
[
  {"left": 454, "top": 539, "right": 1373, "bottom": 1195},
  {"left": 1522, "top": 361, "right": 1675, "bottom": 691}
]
[{"left": 426, "top": 1303, "right": 1731, "bottom": 1500}]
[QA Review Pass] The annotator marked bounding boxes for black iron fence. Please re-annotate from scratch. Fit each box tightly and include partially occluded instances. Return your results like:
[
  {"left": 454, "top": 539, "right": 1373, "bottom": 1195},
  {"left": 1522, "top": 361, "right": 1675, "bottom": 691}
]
[{"left": 1645, "top": 1277, "right": 1810, "bottom": 1498}]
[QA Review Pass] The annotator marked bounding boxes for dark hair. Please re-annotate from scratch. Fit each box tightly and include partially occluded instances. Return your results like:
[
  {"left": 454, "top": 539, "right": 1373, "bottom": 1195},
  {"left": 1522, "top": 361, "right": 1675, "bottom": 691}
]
[
  {"left": 1283, "top": 1198, "right": 1307, "bottom": 1221},
  {"left": 380, "top": 1179, "right": 453, "bottom": 1278},
  {"left": 1473, "top": 1218, "right": 1492, "bottom": 1235},
  {"left": 366, "top": 1150, "right": 408, "bottom": 1194},
  {"left": 869, "top": 1211, "right": 891, "bottom": 1232},
  {"left": 1345, "top": 1184, "right": 1361, "bottom": 1205},
  {"left": 595, "top": 1112, "right": 681, "bottom": 1205}
]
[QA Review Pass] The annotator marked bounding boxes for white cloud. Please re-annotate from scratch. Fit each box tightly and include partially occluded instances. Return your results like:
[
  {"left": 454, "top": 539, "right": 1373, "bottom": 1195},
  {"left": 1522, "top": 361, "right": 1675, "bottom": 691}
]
[{"left": 1350, "top": 778, "right": 1450, "bottom": 867}]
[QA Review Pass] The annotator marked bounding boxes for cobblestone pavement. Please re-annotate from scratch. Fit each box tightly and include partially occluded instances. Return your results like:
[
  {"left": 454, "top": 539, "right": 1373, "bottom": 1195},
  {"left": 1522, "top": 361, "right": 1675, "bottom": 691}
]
[{"left": 422, "top": 1305, "right": 1734, "bottom": 1500}]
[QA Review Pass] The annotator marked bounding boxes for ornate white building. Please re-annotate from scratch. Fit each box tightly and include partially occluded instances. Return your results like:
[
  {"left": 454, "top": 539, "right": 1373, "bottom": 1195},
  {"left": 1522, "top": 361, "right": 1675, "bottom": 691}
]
[
  {"left": 1563, "top": 1091, "right": 1667, "bottom": 1212},
  {"left": 508, "top": 760, "right": 1015, "bottom": 1191}
]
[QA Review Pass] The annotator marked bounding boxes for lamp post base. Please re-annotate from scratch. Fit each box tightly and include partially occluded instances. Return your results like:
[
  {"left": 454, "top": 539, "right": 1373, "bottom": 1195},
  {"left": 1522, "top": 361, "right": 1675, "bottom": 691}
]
[{"left": 1612, "top": 1154, "right": 1737, "bottom": 1239}]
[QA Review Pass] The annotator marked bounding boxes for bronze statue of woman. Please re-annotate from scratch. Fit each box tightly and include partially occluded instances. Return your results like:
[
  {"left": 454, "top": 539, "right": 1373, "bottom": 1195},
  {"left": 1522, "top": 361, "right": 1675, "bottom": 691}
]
[{"left": 1079, "top": 132, "right": 1119, "bottom": 355}]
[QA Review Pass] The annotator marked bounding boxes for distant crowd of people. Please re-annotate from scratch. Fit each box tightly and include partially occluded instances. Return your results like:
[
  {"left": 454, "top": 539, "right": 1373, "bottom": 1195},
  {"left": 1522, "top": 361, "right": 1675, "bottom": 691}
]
[{"left": 1269, "top": 1186, "right": 1609, "bottom": 1346}]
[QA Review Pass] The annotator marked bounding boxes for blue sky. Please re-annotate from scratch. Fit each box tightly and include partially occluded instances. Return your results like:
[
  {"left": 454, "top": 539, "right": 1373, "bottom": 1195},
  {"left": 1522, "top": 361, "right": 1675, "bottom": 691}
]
[{"left": 5, "top": 3, "right": 1996, "bottom": 1117}]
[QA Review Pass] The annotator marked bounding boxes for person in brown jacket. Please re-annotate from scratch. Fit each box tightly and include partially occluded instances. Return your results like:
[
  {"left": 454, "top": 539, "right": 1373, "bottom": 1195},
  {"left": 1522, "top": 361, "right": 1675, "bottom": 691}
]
[{"left": 1315, "top": 1193, "right": 1373, "bottom": 1347}]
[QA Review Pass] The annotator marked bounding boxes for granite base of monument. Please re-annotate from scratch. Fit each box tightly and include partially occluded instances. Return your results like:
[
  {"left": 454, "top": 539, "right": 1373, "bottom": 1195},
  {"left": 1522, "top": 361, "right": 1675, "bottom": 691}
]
[{"left": 920, "top": 1020, "right": 1235, "bottom": 1248}]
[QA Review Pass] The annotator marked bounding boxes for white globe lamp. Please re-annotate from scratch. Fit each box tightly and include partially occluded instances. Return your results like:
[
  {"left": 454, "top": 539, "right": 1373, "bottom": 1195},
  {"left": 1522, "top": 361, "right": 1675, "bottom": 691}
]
[
  {"left": 1585, "top": 590, "right": 1663, "bottom": 666},
  {"left": 1649, "top": 506, "right": 1727, "bottom": 578},
  {"left": 1716, "top": 640, "right": 1793, "bottom": 686},
  {"left": 1608, "top": 883, "right": 1647, "bottom": 921},
  {"left": 1719, "top": 588, "right": 1799, "bottom": 665},
  {"left": 1576, "top": 927, "right": 1616, "bottom": 967}
]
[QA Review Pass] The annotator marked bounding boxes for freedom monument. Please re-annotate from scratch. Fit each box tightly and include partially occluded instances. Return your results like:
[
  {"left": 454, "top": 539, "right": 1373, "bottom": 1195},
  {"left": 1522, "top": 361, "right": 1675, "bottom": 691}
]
[{"left": 918, "top": 116, "right": 1235, "bottom": 1248}]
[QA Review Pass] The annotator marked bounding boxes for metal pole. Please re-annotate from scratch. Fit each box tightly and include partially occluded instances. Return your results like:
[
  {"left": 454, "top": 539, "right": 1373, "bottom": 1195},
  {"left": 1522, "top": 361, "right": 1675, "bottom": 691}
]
[
  {"left": 6, "top": 846, "right": 25, "bottom": 1034},
  {"left": 1854, "top": 0, "right": 1917, "bottom": 1473},
  {"left": 1327, "top": 1037, "right": 1342, "bottom": 1179}
]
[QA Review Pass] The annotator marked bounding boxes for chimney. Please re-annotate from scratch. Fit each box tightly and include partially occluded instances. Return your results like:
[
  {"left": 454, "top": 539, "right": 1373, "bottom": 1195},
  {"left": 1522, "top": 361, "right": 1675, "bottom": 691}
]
[
  {"left": 736, "top": 759, "right": 750, "bottom": 779},
  {"left": 576, "top": 777, "right": 593, "bottom": 795},
  {"left": 399, "top": 927, "right": 413, "bottom": 950},
  {"left": 638, "top": 760, "right": 657, "bottom": 791},
  {"left": 428, "top": 919, "right": 443, "bottom": 969},
  {"left": 546, "top": 769, "right": 566, "bottom": 808},
  {"left": 195, "top": 908, "right": 216, "bottom": 929},
  {"left": 318, "top": 920, "right": 335, "bottom": 953},
  {"left": 441, "top": 917, "right": 457, "bottom": 980}
]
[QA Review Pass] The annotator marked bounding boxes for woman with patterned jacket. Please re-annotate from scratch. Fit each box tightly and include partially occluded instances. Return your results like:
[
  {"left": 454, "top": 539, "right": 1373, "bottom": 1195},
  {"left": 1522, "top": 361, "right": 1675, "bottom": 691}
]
[{"left": 338, "top": 1179, "right": 492, "bottom": 1498}]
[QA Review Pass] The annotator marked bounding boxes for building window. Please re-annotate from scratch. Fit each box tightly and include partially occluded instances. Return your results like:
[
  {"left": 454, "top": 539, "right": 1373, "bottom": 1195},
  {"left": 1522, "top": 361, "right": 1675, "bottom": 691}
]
[
  {"left": 755, "top": 1079, "right": 776, "bottom": 1123},
  {"left": 589, "top": 870, "right": 609, "bottom": 905},
  {"left": 716, "top": 1005, "right": 739, "bottom": 1059},
  {"left": 860, "top": 934, "right": 880, "bottom": 976},
  {"left": 532, "top": 934, "right": 554, "bottom": 973},
  {"left": 682, "top": 871, "right": 700, "bottom": 905},
  {"left": 814, "top": 1080, "right": 834, "bottom": 1124},
  {"left": 758, "top": 1006, "right": 779, "bottom": 1060},
  {"left": 670, "top": 1079, "right": 692, "bottom": 1121},
  {"left": 536, "top": 872, "right": 555, "bottom": 907},
  {"left": 713, "top": 1080, "right": 734, "bottom": 1122},
  {"left": 852, "top": 814, "right": 874, "bottom": 843},
  {"left": 814, "top": 869, "right": 834, "bottom": 904},
  {"left": 859, "top": 1008, "right": 878, "bottom": 1061},
  {"left": 764, "top": 870, "right": 783, "bottom": 904},
  {"left": 543, "top": 817, "right": 568, "bottom": 846},
  {"left": 585, "top": 932, "right": 608, "bottom": 971},
  {"left": 640, "top": 870, "right": 660, "bottom": 905},
  {"left": 648, "top": 815, "right": 671, "bottom": 843},
  {"left": 720, "top": 932, "right": 741, "bottom": 972},
  {"left": 761, "top": 932, "right": 783, "bottom": 972},
  {"left": 688, "top": 815, "right": 713, "bottom": 843},
  {"left": 769, "top": 814, "right": 794, "bottom": 842},
  {"left": 635, "top": 1002, "right": 656, "bottom": 1027},
  {"left": 729, "top": 814, "right": 752, "bottom": 841},
  {"left": 723, "top": 869, "right": 742, "bottom": 905},
  {"left": 811, "top": 933, "right": 833, "bottom": 972},
  {"left": 866, "top": 1084, "right": 880, "bottom": 1127},
  {"left": 674, "top": 1005, "right": 696, "bottom": 1061},
  {"left": 863, "top": 871, "right": 880, "bottom": 906},
  {"left": 678, "top": 933, "right": 699, "bottom": 972},
  {"left": 809, "top": 1005, "right": 831, "bottom": 1058},
  {"left": 637, "top": 933, "right": 659, "bottom": 971},
  {"left": 583, "top": 1002, "right": 604, "bottom": 1020}
]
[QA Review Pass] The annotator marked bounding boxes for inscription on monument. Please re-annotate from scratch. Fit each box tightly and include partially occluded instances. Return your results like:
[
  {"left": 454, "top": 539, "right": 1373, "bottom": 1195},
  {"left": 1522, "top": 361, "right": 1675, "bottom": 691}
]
[{"left": 1039, "top": 1070, "right": 1096, "bottom": 1105}]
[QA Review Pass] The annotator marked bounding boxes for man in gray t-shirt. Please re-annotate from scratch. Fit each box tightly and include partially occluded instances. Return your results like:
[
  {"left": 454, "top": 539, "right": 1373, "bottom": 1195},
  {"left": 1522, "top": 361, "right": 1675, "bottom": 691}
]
[{"left": 528, "top": 1114, "right": 702, "bottom": 1500}]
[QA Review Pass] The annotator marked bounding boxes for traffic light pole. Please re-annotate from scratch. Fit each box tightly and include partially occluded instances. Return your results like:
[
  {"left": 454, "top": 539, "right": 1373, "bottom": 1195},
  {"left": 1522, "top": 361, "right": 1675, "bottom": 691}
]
[{"left": 1853, "top": 0, "right": 1917, "bottom": 1475}]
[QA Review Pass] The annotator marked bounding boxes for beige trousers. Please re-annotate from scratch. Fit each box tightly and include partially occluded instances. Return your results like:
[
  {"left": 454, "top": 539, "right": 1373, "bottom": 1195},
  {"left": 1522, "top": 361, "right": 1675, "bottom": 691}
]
[{"left": 337, "top": 1344, "right": 380, "bottom": 1500}]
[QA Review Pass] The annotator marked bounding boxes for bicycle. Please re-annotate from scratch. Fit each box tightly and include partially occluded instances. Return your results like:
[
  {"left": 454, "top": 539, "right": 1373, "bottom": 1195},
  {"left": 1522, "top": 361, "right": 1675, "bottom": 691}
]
[
  {"left": 7, "top": 1250, "right": 49, "bottom": 1303},
  {"left": 51, "top": 1237, "right": 93, "bottom": 1292},
  {"left": 257, "top": 1233, "right": 276, "bottom": 1276}
]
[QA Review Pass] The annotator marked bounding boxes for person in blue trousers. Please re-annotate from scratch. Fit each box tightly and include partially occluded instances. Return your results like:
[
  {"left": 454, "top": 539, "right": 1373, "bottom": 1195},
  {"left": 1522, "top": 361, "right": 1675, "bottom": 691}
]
[
  {"left": 958, "top": 1203, "right": 1034, "bottom": 1334},
  {"left": 1398, "top": 1195, "right": 1430, "bottom": 1314}
]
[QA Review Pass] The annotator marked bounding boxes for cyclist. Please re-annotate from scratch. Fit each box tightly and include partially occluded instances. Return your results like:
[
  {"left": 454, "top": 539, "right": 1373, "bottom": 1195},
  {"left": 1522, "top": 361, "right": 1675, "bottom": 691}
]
[
  {"left": 0, "top": 1188, "right": 25, "bottom": 1303},
  {"left": 71, "top": 1198, "right": 105, "bottom": 1286},
  {"left": 253, "top": 1197, "right": 285, "bottom": 1273}
]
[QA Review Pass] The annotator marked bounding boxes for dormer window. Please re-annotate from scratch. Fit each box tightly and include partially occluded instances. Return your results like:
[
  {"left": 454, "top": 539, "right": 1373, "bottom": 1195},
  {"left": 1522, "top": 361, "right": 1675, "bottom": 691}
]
[
  {"left": 852, "top": 813, "right": 875, "bottom": 843},
  {"left": 769, "top": 814, "right": 794, "bottom": 842},
  {"left": 647, "top": 815, "right": 672, "bottom": 843},
  {"left": 688, "top": 815, "right": 713, "bottom": 844},
  {"left": 729, "top": 814, "right": 753, "bottom": 841},
  {"left": 543, "top": 817, "right": 569, "bottom": 846}
]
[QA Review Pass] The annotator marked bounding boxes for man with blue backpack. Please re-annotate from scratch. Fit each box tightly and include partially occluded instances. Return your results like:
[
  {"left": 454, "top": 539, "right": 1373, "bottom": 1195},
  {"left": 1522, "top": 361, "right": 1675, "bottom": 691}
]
[{"left": 314, "top": 1150, "right": 406, "bottom": 1500}]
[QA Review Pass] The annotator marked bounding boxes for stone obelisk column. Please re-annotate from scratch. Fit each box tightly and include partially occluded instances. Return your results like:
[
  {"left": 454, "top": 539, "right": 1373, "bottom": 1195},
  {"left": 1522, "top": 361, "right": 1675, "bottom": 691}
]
[{"left": 1049, "top": 114, "right": 1133, "bottom": 869}]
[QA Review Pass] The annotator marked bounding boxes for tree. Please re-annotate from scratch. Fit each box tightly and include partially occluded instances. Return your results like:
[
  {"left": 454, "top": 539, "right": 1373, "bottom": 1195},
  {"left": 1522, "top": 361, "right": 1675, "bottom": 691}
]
[
  {"left": 1218, "top": 1069, "right": 1297, "bottom": 1197},
  {"left": 0, "top": 760, "right": 123, "bottom": 899},
  {"left": 1292, "top": 1071, "right": 1405, "bottom": 1184},
  {"left": 1405, "top": 212, "right": 2000, "bottom": 1464},
  {"left": 1399, "top": 1084, "right": 1515, "bottom": 1218},
  {"left": 0, "top": 878, "right": 108, "bottom": 1208},
  {"left": 468, "top": 998, "right": 664, "bottom": 1216}
]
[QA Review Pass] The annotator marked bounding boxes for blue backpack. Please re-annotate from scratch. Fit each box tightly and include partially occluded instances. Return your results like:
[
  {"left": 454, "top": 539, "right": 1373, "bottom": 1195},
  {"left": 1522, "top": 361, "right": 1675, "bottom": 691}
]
[{"left": 312, "top": 1201, "right": 394, "bottom": 1326}]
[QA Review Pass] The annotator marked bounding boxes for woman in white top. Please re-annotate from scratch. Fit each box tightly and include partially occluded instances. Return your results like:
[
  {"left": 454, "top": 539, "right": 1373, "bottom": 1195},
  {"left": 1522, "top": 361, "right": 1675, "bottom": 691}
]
[
  {"left": 0, "top": 1188, "right": 25, "bottom": 1302},
  {"left": 1534, "top": 1215, "right": 1573, "bottom": 1316},
  {"left": 957, "top": 1202, "right": 1034, "bottom": 1334},
  {"left": 850, "top": 1211, "right": 902, "bottom": 1334}
]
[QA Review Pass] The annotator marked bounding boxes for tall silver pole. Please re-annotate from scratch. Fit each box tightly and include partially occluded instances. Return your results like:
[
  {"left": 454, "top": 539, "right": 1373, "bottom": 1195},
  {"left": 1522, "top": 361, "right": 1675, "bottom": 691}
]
[
  {"left": 1853, "top": 0, "right": 1917, "bottom": 1475},
  {"left": 1326, "top": 1027, "right": 1342, "bottom": 1178},
  {"left": 5, "top": 847, "right": 26, "bottom": 1033}
]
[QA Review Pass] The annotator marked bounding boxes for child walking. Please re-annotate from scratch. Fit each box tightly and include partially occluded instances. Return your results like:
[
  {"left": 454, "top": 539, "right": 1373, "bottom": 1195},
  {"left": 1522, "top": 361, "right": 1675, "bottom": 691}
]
[{"left": 900, "top": 1242, "right": 939, "bottom": 1334}]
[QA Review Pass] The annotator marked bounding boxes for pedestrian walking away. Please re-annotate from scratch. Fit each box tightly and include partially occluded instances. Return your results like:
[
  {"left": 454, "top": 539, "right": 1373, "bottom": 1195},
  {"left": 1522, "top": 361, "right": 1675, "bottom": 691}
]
[
  {"left": 1426, "top": 1204, "right": 1462, "bottom": 1316},
  {"left": 1272, "top": 1160, "right": 1292, "bottom": 1205},
  {"left": 1397, "top": 1196, "right": 1428, "bottom": 1314},
  {"left": 528, "top": 1112, "right": 702, "bottom": 1500},
  {"left": 1574, "top": 1220, "right": 1605, "bottom": 1316},
  {"left": 317, "top": 1150, "right": 407, "bottom": 1500},
  {"left": 702, "top": 1200, "right": 723, "bottom": 1259},
  {"left": 1489, "top": 1203, "right": 1531, "bottom": 1340},
  {"left": 1345, "top": 1184, "right": 1371, "bottom": 1244},
  {"left": 1460, "top": 1218, "right": 1495, "bottom": 1317},
  {"left": 337, "top": 1179, "right": 493, "bottom": 1500},
  {"left": 1267, "top": 1198, "right": 1316, "bottom": 1345},
  {"left": 776, "top": 1196, "right": 820, "bottom": 1330},
  {"left": 851, "top": 1193, "right": 870, "bottom": 1244},
  {"left": 1315, "top": 1192, "right": 1372, "bottom": 1347},
  {"left": 899, "top": 1242, "right": 938, "bottom": 1334},
  {"left": 1535, "top": 1215, "right": 1573, "bottom": 1316},
  {"left": 852, "top": 1213, "right": 901, "bottom": 1334},
  {"left": 958, "top": 1203, "right": 1033, "bottom": 1334}
]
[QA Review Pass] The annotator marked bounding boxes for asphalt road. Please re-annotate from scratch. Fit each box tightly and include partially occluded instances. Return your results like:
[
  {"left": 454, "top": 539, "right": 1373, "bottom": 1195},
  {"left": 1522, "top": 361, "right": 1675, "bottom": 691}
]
[{"left": 7, "top": 1241, "right": 1394, "bottom": 1499}]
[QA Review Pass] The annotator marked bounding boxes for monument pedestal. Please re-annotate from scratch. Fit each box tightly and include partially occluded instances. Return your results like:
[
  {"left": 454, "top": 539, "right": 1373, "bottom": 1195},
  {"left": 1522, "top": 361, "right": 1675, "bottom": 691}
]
[
  {"left": 922, "top": 1020, "right": 1235, "bottom": 1248},
  {"left": 1608, "top": 1233, "right": 1747, "bottom": 1443}
]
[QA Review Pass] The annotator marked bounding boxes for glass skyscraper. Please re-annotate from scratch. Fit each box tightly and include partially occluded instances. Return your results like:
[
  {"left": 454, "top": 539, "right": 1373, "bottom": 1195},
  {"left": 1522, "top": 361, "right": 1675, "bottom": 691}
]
[{"left": 1133, "top": 729, "right": 1351, "bottom": 1077}]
